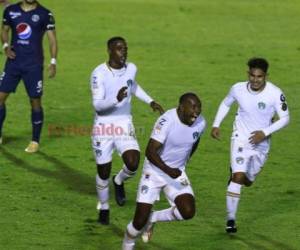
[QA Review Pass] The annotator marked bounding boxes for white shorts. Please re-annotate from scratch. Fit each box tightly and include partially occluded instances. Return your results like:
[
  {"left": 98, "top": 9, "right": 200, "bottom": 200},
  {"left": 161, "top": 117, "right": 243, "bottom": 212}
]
[
  {"left": 136, "top": 167, "right": 194, "bottom": 205},
  {"left": 230, "top": 138, "right": 268, "bottom": 182},
  {"left": 91, "top": 118, "right": 140, "bottom": 164}
]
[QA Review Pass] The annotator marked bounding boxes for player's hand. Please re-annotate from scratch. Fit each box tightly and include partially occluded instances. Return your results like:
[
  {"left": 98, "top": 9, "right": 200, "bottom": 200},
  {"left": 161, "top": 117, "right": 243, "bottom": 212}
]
[
  {"left": 4, "top": 46, "right": 16, "bottom": 59},
  {"left": 150, "top": 101, "right": 164, "bottom": 115},
  {"left": 249, "top": 130, "right": 266, "bottom": 144},
  {"left": 211, "top": 127, "right": 220, "bottom": 140},
  {"left": 48, "top": 64, "right": 56, "bottom": 78},
  {"left": 117, "top": 86, "right": 128, "bottom": 102},
  {"left": 165, "top": 167, "right": 182, "bottom": 179}
]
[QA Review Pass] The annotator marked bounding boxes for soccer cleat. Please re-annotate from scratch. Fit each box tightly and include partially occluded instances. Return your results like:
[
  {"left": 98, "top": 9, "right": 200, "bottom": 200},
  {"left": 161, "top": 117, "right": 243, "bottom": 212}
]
[
  {"left": 25, "top": 141, "right": 39, "bottom": 153},
  {"left": 98, "top": 209, "right": 109, "bottom": 225},
  {"left": 112, "top": 175, "right": 126, "bottom": 206},
  {"left": 226, "top": 220, "right": 237, "bottom": 233},
  {"left": 142, "top": 221, "right": 155, "bottom": 243}
]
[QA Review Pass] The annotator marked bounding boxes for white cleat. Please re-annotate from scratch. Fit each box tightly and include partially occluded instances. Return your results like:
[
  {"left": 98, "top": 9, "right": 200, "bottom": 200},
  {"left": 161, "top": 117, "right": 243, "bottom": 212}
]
[
  {"left": 25, "top": 141, "right": 39, "bottom": 153},
  {"left": 142, "top": 222, "right": 155, "bottom": 243}
]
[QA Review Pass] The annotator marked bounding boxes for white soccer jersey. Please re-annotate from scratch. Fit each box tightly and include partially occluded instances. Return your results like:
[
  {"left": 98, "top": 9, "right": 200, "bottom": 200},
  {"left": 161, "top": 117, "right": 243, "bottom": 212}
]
[
  {"left": 144, "top": 108, "right": 206, "bottom": 174},
  {"left": 90, "top": 62, "right": 152, "bottom": 123},
  {"left": 213, "top": 81, "right": 289, "bottom": 145}
]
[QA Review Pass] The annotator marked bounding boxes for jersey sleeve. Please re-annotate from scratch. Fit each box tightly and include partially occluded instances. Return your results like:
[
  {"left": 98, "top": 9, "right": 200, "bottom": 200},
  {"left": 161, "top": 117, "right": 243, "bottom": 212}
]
[
  {"left": 91, "top": 70, "right": 118, "bottom": 112},
  {"left": 2, "top": 7, "right": 11, "bottom": 26},
  {"left": 223, "top": 86, "right": 236, "bottom": 106},
  {"left": 274, "top": 91, "right": 289, "bottom": 119},
  {"left": 131, "top": 81, "right": 153, "bottom": 104},
  {"left": 212, "top": 86, "right": 236, "bottom": 127},
  {"left": 150, "top": 114, "right": 172, "bottom": 144},
  {"left": 262, "top": 89, "right": 290, "bottom": 136},
  {"left": 45, "top": 10, "right": 55, "bottom": 30}
]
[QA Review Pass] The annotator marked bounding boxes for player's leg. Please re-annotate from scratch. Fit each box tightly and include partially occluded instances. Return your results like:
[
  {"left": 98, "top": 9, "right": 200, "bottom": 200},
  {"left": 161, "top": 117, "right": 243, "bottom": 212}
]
[
  {"left": 113, "top": 149, "right": 140, "bottom": 206},
  {"left": 0, "top": 64, "right": 21, "bottom": 143},
  {"left": 226, "top": 139, "right": 251, "bottom": 233},
  {"left": 142, "top": 173, "right": 194, "bottom": 243},
  {"left": 124, "top": 169, "right": 159, "bottom": 249},
  {"left": 23, "top": 65, "right": 43, "bottom": 153},
  {"left": 123, "top": 202, "right": 153, "bottom": 250},
  {"left": 114, "top": 119, "right": 140, "bottom": 206},
  {"left": 92, "top": 132, "right": 114, "bottom": 225},
  {"left": 0, "top": 92, "right": 9, "bottom": 144},
  {"left": 245, "top": 153, "right": 267, "bottom": 185},
  {"left": 149, "top": 179, "right": 194, "bottom": 224},
  {"left": 96, "top": 162, "right": 112, "bottom": 225}
]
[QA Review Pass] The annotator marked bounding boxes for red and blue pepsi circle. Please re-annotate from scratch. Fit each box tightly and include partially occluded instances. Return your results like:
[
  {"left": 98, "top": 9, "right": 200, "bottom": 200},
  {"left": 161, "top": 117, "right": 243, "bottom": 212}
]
[{"left": 16, "top": 23, "right": 32, "bottom": 40}]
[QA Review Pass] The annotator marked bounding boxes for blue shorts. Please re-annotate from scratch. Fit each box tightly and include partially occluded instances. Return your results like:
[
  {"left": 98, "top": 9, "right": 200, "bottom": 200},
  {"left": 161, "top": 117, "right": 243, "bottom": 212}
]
[{"left": 0, "top": 61, "right": 43, "bottom": 98}]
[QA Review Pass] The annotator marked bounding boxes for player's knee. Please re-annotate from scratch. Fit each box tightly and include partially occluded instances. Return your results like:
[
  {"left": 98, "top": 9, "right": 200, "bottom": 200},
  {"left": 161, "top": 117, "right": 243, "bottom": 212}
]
[
  {"left": 232, "top": 172, "right": 246, "bottom": 184},
  {"left": 178, "top": 205, "right": 195, "bottom": 220},
  {"left": 97, "top": 163, "right": 111, "bottom": 180},
  {"left": 123, "top": 151, "right": 140, "bottom": 171}
]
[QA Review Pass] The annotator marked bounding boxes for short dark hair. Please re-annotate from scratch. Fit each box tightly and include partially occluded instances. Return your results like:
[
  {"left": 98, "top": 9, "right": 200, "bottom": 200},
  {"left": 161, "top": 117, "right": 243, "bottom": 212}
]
[
  {"left": 107, "top": 36, "right": 126, "bottom": 49},
  {"left": 247, "top": 58, "right": 269, "bottom": 73},
  {"left": 179, "top": 92, "right": 200, "bottom": 105}
]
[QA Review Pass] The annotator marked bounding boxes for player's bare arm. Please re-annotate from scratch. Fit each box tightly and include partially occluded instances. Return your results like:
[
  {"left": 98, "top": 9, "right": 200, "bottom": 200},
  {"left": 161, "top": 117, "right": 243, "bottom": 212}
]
[
  {"left": 249, "top": 130, "right": 266, "bottom": 144},
  {"left": 211, "top": 127, "right": 221, "bottom": 140},
  {"left": 1, "top": 24, "right": 15, "bottom": 59},
  {"left": 46, "top": 29, "right": 57, "bottom": 78},
  {"left": 150, "top": 101, "right": 164, "bottom": 115},
  {"left": 146, "top": 138, "right": 181, "bottom": 178}
]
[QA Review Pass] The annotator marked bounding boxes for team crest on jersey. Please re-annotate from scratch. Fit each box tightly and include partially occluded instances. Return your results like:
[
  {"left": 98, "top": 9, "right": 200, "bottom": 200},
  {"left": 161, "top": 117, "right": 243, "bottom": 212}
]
[
  {"left": 16, "top": 23, "right": 32, "bottom": 40},
  {"left": 258, "top": 102, "right": 266, "bottom": 110},
  {"left": 193, "top": 132, "right": 199, "bottom": 140},
  {"left": 127, "top": 79, "right": 133, "bottom": 87},
  {"left": 236, "top": 157, "right": 244, "bottom": 165},
  {"left": 141, "top": 185, "right": 149, "bottom": 194},
  {"left": 31, "top": 14, "right": 40, "bottom": 22}
]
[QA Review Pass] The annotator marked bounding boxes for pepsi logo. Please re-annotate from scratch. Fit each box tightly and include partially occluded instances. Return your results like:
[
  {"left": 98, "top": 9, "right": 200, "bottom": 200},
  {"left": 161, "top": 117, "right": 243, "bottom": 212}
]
[{"left": 16, "top": 23, "right": 32, "bottom": 40}]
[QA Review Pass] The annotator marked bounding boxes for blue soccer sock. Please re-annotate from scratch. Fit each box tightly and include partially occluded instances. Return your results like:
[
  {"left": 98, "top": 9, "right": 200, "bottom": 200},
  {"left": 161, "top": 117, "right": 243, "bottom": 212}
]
[
  {"left": 0, "top": 104, "right": 6, "bottom": 138},
  {"left": 31, "top": 108, "right": 44, "bottom": 143}
]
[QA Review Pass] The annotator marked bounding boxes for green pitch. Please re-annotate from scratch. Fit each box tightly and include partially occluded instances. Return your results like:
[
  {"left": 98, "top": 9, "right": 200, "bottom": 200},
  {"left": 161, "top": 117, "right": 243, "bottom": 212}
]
[{"left": 0, "top": 0, "right": 299, "bottom": 249}]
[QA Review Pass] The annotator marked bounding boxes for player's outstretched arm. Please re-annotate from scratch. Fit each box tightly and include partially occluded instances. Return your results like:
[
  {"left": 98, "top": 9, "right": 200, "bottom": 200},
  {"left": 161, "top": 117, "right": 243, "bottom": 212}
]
[
  {"left": 47, "top": 30, "right": 57, "bottom": 78},
  {"left": 150, "top": 101, "right": 164, "bottom": 115},
  {"left": 146, "top": 138, "right": 181, "bottom": 179}
]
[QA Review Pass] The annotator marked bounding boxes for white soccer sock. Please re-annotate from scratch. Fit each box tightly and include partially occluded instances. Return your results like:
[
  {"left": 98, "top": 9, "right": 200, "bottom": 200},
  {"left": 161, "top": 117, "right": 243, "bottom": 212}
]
[
  {"left": 96, "top": 175, "right": 109, "bottom": 210},
  {"left": 226, "top": 181, "right": 242, "bottom": 220},
  {"left": 122, "top": 221, "right": 141, "bottom": 250},
  {"left": 115, "top": 165, "right": 136, "bottom": 185},
  {"left": 150, "top": 206, "right": 184, "bottom": 223}
]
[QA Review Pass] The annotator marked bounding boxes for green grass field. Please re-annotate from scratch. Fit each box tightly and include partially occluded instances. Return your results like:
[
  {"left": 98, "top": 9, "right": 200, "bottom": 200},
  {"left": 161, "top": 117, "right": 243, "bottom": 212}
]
[{"left": 1, "top": 0, "right": 299, "bottom": 249}]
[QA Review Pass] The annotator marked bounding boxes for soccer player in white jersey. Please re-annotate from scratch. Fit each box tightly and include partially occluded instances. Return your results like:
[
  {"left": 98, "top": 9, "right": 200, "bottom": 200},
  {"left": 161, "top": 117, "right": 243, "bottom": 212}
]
[
  {"left": 90, "top": 37, "right": 164, "bottom": 225},
  {"left": 211, "top": 58, "right": 290, "bottom": 233},
  {"left": 122, "top": 93, "right": 206, "bottom": 250}
]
